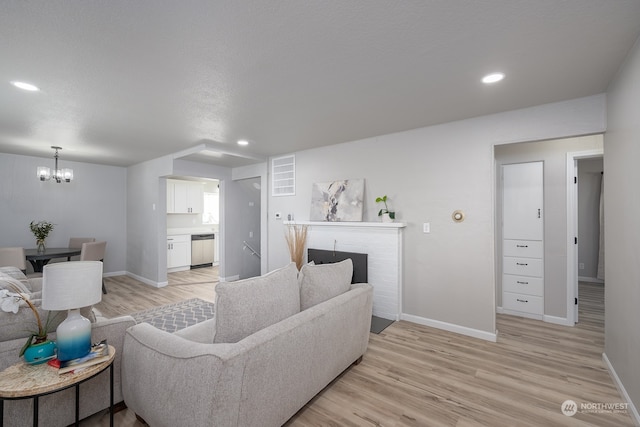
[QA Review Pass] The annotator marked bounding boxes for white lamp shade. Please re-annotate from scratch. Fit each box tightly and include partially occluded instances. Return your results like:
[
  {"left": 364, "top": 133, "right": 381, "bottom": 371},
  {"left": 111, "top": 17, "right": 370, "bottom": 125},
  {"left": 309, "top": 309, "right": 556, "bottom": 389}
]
[{"left": 42, "top": 261, "right": 103, "bottom": 310}]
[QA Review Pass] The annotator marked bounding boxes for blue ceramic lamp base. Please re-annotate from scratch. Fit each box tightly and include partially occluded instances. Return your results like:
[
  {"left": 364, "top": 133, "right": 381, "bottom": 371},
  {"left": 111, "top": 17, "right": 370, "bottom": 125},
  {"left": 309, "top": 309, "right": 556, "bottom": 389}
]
[{"left": 56, "top": 309, "right": 92, "bottom": 362}]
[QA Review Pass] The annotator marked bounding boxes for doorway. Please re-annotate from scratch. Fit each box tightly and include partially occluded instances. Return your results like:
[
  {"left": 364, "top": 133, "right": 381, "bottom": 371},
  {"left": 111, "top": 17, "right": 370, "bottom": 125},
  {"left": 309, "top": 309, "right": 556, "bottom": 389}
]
[
  {"left": 495, "top": 135, "right": 603, "bottom": 326},
  {"left": 235, "top": 177, "right": 262, "bottom": 279},
  {"left": 567, "top": 151, "right": 604, "bottom": 324}
]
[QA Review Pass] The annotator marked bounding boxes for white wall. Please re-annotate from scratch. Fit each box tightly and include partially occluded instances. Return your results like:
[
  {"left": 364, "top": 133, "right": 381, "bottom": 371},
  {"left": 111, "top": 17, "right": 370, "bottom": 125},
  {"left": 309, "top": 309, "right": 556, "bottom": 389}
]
[
  {"left": 604, "top": 36, "right": 640, "bottom": 415},
  {"left": 267, "top": 94, "right": 606, "bottom": 336},
  {"left": 126, "top": 155, "right": 173, "bottom": 285},
  {"left": 0, "top": 152, "right": 127, "bottom": 274},
  {"left": 494, "top": 135, "right": 603, "bottom": 318}
]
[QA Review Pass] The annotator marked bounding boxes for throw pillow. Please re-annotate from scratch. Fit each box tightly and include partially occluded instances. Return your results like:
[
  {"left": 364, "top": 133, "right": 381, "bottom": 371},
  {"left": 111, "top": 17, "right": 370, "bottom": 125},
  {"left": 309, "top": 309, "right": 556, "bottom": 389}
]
[
  {"left": 213, "top": 262, "right": 300, "bottom": 343},
  {"left": 299, "top": 258, "right": 353, "bottom": 310}
]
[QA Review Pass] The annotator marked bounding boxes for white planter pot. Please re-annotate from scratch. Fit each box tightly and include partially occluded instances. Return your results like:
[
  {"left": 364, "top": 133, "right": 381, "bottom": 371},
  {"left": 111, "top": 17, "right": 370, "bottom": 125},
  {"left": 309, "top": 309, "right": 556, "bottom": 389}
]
[{"left": 381, "top": 213, "right": 394, "bottom": 223}]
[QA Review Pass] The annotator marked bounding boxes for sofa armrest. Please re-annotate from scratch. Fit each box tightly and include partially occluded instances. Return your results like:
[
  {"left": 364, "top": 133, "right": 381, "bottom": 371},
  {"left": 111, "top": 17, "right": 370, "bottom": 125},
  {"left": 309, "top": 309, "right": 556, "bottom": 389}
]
[{"left": 122, "top": 323, "right": 247, "bottom": 427}]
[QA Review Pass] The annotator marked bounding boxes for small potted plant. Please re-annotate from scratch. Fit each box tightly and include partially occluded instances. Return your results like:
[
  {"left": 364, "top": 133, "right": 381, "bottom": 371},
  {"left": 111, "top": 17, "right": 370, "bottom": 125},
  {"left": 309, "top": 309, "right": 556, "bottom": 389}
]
[
  {"left": 30, "top": 220, "right": 54, "bottom": 252},
  {"left": 375, "top": 195, "right": 396, "bottom": 223},
  {"left": 1, "top": 285, "right": 57, "bottom": 363}
]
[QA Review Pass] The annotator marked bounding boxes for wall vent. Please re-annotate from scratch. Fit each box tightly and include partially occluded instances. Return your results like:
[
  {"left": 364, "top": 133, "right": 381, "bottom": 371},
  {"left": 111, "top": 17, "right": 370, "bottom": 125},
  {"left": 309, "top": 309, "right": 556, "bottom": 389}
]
[{"left": 272, "top": 155, "right": 295, "bottom": 196}]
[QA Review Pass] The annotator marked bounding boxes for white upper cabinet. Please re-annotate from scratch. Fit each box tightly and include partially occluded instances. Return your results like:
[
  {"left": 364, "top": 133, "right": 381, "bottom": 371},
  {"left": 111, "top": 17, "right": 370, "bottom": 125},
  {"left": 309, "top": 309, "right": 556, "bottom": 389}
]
[
  {"left": 167, "top": 180, "right": 204, "bottom": 214},
  {"left": 502, "top": 162, "right": 543, "bottom": 241}
]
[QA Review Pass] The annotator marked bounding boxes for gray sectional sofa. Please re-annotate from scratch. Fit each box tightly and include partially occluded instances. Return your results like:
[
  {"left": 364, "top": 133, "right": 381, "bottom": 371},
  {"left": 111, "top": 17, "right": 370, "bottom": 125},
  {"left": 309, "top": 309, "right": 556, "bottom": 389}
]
[
  {"left": 122, "top": 260, "right": 373, "bottom": 427},
  {"left": 0, "top": 266, "right": 135, "bottom": 427}
]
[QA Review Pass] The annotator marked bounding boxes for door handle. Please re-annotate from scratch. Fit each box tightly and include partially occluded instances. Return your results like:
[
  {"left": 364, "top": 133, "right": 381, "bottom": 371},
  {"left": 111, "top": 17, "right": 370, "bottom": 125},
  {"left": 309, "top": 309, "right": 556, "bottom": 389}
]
[{"left": 538, "top": 208, "right": 541, "bottom": 218}]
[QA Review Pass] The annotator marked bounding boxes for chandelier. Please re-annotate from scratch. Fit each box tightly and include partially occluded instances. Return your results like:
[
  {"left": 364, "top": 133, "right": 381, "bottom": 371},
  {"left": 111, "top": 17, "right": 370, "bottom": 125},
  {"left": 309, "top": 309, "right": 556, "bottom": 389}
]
[{"left": 37, "top": 146, "right": 74, "bottom": 183}]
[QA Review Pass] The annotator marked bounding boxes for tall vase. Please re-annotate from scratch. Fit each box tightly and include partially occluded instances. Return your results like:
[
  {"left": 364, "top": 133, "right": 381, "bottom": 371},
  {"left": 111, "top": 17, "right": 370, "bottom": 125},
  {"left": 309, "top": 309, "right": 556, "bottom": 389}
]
[{"left": 37, "top": 239, "right": 46, "bottom": 253}]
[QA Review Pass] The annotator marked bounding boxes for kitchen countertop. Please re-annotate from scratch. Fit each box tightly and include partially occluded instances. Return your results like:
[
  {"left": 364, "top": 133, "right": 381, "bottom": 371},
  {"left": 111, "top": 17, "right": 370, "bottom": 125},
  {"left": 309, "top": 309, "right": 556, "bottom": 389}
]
[{"left": 167, "top": 227, "right": 218, "bottom": 236}]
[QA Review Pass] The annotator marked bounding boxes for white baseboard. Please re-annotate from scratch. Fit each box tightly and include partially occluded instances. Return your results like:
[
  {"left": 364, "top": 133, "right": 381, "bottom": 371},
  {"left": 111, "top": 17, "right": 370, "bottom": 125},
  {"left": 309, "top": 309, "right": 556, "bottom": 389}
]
[
  {"left": 400, "top": 313, "right": 497, "bottom": 342},
  {"left": 579, "top": 276, "right": 605, "bottom": 284},
  {"left": 543, "top": 315, "right": 574, "bottom": 326},
  {"left": 220, "top": 274, "right": 240, "bottom": 282},
  {"left": 126, "top": 272, "right": 168, "bottom": 288},
  {"left": 498, "top": 306, "right": 573, "bottom": 326},
  {"left": 602, "top": 352, "right": 640, "bottom": 425},
  {"left": 498, "top": 307, "right": 543, "bottom": 321},
  {"left": 103, "top": 270, "right": 126, "bottom": 278}
]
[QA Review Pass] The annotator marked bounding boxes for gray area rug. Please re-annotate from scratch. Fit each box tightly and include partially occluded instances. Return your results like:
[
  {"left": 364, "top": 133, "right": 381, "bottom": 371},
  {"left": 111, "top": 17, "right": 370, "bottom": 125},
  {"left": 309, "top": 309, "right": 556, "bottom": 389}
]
[{"left": 131, "top": 298, "right": 215, "bottom": 332}]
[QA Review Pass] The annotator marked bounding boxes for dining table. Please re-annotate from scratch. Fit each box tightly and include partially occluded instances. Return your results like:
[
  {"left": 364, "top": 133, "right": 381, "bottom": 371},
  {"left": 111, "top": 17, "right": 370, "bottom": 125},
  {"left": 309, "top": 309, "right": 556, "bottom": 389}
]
[{"left": 24, "top": 247, "right": 82, "bottom": 273}]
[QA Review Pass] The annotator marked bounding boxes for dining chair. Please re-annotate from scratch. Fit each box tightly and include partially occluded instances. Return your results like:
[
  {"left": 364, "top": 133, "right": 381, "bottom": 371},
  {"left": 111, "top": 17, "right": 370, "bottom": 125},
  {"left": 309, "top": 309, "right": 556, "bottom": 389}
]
[
  {"left": 80, "top": 241, "right": 108, "bottom": 294},
  {"left": 0, "top": 247, "right": 27, "bottom": 273},
  {"left": 67, "top": 237, "right": 96, "bottom": 260}
]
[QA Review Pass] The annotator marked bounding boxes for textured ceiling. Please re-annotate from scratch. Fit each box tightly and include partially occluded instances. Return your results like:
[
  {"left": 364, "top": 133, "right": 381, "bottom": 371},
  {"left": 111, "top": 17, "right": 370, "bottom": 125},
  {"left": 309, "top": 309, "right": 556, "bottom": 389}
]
[{"left": 1, "top": 1, "right": 640, "bottom": 167}]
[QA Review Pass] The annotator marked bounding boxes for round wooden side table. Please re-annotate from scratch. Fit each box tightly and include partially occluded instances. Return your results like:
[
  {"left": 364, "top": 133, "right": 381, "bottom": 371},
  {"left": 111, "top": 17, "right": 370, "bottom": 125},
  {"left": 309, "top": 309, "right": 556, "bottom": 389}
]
[{"left": 0, "top": 345, "right": 115, "bottom": 427}]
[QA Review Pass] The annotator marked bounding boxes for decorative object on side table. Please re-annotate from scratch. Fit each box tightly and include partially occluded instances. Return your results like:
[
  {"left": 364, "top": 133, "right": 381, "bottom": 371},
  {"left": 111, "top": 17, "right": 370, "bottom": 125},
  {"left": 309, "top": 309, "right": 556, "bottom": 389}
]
[
  {"left": 375, "top": 195, "right": 396, "bottom": 223},
  {"left": 42, "top": 261, "right": 103, "bottom": 361},
  {"left": 284, "top": 223, "right": 308, "bottom": 270},
  {"left": 0, "top": 285, "right": 58, "bottom": 364},
  {"left": 29, "top": 220, "right": 55, "bottom": 252}
]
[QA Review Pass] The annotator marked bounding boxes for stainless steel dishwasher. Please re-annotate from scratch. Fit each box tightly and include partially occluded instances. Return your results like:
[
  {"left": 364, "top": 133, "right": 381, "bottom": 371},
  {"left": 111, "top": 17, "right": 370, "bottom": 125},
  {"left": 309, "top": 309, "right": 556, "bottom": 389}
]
[{"left": 191, "top": 234, "right": 215, "bottom": 268}]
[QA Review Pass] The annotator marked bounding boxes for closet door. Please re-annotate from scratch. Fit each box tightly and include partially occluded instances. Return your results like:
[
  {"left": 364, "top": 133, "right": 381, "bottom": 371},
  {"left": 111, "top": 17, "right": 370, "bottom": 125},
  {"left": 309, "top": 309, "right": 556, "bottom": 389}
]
[
  {"left": 503, "top": 162, "right": 543, "bottom": 240},
  {"left": 502, "top": 162, "right": 544, "bottom": 318}
]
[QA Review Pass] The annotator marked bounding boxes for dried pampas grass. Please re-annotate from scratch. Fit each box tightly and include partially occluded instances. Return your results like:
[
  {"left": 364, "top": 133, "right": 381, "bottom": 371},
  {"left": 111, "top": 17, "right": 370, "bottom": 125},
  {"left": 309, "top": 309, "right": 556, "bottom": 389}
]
[{"left": 285, "top": 224, "right": 308, "bottom": 270}]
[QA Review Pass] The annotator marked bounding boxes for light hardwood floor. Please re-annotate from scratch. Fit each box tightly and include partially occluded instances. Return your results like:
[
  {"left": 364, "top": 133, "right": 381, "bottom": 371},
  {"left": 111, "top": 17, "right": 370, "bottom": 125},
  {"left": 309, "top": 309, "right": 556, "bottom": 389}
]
[{"left": 85, "top": 280, "right": 633, "bottom": 426}]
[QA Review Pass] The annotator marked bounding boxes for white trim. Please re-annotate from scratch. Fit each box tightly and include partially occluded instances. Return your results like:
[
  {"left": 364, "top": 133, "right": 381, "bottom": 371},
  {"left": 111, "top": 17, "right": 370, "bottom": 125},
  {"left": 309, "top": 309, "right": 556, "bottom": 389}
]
[
  {"left": 498, "top": 306, "right": 573, "bottom": 326},
  {"left": 401, "top": 313, "right": 497, "bottom": 342},
  {"left": 499, "top": 308, "right": 543, "bottom": 321},
  {"left": 566, "top": 149, "right": 603, "bottom": 326},
  {"left": 602, "top": 352, "right": 640, "bottom": 425},
  {"left": 103, "top": 270, "right": 126, "bottom": 278},
  {"left": 543, "top": 315, "right": 574, "bottom": 326},
  {"left": 220, "top": 274, "right": 240, "bottom": 282},
  {"left": 285, "top": 220, "right": 407, "bottom": 229},
  {"left": 126, "top": 272, "right": 168, "bottom": 288}
]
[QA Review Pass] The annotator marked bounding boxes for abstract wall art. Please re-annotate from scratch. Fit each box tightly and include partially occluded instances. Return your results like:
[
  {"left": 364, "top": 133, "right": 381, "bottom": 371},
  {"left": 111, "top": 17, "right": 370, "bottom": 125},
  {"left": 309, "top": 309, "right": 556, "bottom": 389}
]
[{"left": 310, "top": 179, "right": 364, "bottom": 222}]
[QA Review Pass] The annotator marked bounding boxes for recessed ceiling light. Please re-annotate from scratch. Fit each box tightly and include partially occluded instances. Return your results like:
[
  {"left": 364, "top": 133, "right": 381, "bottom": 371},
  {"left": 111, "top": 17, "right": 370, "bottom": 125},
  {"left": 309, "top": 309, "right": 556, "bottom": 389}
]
[
  {"left": 10, "top": 81, "right": 40, "bottom": 91},
  {"left": 482, "top": 73, "right": 505, "bottom": 84},
  {"left": 237, "top": 140, "right": 249, "bottom": 146}
]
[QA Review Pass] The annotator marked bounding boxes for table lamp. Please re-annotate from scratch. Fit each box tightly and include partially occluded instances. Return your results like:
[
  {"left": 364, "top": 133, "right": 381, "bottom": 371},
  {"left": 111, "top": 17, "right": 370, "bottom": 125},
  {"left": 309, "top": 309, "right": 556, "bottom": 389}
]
[{"left": 42, "top": 261, "right": 103, "bottom": 361}]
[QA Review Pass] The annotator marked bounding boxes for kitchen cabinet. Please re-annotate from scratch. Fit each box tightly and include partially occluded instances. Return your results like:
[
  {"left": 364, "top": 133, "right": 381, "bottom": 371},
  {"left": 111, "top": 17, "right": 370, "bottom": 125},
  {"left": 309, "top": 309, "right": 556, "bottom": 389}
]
[
  {"left": 167, "top": 180, "right": 203, "bottom": 214},
  {"left": 167, "top": 234, "right": 191, "bottom": 270},
  {"left": 502, "top": 162, "right": 544, "bottom": 318}
]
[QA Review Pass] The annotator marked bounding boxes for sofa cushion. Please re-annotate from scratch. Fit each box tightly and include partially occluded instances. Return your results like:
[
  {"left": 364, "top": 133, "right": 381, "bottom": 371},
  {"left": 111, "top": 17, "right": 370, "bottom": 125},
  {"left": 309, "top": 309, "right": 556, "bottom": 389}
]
[
  {"left": 213, "top": 262, "right": 300, "bottom": 343},
  {"left": 0, "top": 267, "right": 32, "bottom": 294},
  {"left": 0, "top": 300, "right": 97, "bottom": 342},
  {"left": 299, "top": 258, "right": 353, "bottom": 310}
]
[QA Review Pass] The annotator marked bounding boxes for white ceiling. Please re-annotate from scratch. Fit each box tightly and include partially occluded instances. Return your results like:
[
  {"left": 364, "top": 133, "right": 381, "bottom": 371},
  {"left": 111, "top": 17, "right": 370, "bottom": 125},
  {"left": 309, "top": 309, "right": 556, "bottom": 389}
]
[{"left": 2, "top": 1, "right": 640, "bottom": 168}]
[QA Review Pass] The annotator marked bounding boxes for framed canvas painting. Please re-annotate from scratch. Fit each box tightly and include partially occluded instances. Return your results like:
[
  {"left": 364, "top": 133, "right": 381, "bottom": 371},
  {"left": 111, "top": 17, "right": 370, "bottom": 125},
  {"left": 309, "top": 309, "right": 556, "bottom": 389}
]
[{"left": 310, "top": 179, "right": 364, "bottom": 222}]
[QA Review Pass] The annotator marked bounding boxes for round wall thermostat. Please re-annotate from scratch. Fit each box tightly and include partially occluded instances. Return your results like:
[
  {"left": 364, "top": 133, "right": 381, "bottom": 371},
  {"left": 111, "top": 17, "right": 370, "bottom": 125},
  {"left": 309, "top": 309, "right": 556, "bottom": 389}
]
[{"left": 452, "top": 210, "right": 465, "bottom": 222}]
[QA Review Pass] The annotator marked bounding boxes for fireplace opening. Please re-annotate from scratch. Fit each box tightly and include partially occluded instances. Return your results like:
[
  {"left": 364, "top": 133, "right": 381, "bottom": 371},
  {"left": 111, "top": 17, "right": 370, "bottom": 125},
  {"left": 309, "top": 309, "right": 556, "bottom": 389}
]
[
  {"left": 307, "top": 248, "right": 394, "bottom": 334},
  {"left": 307, "top": 248, "right": 367, "bottom": 283}
]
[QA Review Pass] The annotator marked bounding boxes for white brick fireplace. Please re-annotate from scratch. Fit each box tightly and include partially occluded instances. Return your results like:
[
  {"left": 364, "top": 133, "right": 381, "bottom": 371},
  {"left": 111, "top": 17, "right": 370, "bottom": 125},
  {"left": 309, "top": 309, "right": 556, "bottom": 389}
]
[{"left": 291, "top": 221, "right": 406, "bottom": 321}]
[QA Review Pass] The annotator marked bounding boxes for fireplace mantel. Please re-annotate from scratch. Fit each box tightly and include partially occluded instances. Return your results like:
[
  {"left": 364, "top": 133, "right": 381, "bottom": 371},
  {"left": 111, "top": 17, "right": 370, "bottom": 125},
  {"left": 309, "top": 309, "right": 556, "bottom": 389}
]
[
  {"left": 284, "top": 220, "right": 407, "bottom": 229},
  {"left": 290, "top": 220, "right": 405, "bottom": 321}
]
